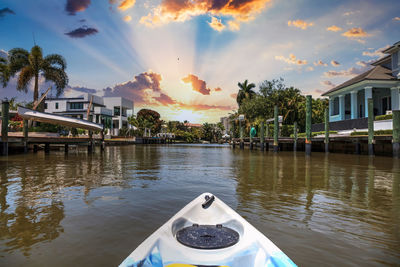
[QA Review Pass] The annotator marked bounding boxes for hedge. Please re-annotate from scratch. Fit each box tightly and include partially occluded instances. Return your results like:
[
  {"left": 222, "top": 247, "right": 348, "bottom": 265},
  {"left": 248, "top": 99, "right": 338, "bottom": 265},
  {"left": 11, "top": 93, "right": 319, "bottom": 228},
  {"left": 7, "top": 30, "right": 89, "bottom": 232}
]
[
  {"left": 290, "top": 131, "right": 338, "bottom": 138},
  {"left": 375, "top": 114, "right": 392, "bottom": 121},
  {"left": 350, "top": 129, "right": 393, "bottom": 136}
]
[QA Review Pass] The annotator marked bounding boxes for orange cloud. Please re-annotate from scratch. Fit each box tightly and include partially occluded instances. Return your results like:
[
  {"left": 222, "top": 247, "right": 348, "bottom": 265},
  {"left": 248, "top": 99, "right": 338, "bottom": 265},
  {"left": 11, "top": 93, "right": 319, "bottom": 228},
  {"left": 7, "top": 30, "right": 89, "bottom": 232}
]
[
  {"left": 182, "top": 74, "right": 212, "bottom": 95},
  {"left": 342, "top": 27, "right": 370, "bottom": 38},
  {"left": 362, "top": 45, "right": 390, "bottom": 58},
  {"left": 230, "top": 93, "right": 237, "bottom": 99},
  {"left": 314, "top": 60, "right": 328, "bottom": 66},
  {"left": 139, "top": 0, "right": 272, "bottom": 30},
  {"left": 288, "top": 19, "right": 313, "bottom": 30},
  {"left": 214, "top": 87, "right": 222, "bottom": 92},
  {"left": 275, "top": 54, "right": 307, "bottom": 65},
  {"left": 104, "top": 71, "right": 232, "bottom": 111},
  {"left": 118, "top": 0, "right": 135, "bottom": 11},
  {"left": 123, "top": 15, "right": 132, "bottom": 21},
  {"left": 394, "top": 17, "right": 400, "bottom": 21},
  {"left": 331, "top": 60, "right": 340, "bottom": 67},
  {"left": 228, "top": 20, "right": 240, "bottom": 31},
  {"left": 326, "top": 25, "right": 342, "bottom": 32},
  {"left": 208, "top": 17, "right": 225, "bottom": 32}
]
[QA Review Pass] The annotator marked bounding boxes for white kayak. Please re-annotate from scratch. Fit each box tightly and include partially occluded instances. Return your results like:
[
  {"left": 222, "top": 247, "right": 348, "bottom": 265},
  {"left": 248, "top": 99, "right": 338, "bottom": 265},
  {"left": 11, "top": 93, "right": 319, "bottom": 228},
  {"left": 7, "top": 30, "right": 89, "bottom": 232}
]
[{"left": 120, "top": 193, "right": 296, "bottom": 267}]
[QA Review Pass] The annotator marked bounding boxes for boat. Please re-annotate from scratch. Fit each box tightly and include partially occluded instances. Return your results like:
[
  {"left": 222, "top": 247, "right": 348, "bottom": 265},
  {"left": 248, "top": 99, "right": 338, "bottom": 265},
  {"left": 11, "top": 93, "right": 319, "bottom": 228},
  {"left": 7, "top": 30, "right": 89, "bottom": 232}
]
[
  {"left": 17, "top": 106, "right": 103, "bottom": 132},
  {"left": 120, "top": 193, "right": 296, "bottom": 267}
]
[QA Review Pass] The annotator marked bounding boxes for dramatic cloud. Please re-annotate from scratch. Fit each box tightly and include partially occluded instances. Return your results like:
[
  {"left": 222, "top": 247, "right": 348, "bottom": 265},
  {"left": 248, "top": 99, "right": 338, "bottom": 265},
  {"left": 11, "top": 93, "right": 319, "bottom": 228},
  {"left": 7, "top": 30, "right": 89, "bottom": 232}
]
[
  {"left": 208, "top": 17, "right": 225, "bottom": 32},
  {"left": 214, "top": 87, "right": 222, "bottom": 92},
  {"left": 104, "top": 71, "right": 232, "bottom": 111},
  {"left": 275, "top": 54, "right": 307, "bottom": 65},
  {"left": 394, "top": 17, "right": 400, "bottom": 21},
  {"left": 287, "top": 19, "right": 313, "bottom": 30},
  {"left": 314, "top": 60, "right": 328, "bottom": 67},
  {"left": 124, "top": 15, "right": 132, "bottom": 22},
  {"left": 228, "top": 20, "right": 240, "bottom": 31},
  {"left": 182, "top": 74, "right": 211, "bottom": 95},
  {"left": 65, "top": 0, "right": 91, "bottom": 15},
  {"left": 139, "top": 0, "right": 272, "bottom": 30},
  {"left": 326, "top": 25, "right": 342, "bottom": 32},
  {"left": 342, "top": 27, "right": 370, "bottom": 39},
  {"left": 321, "top": 80, "right": 336, "bottom": 88},
  {"left": 362, "top": 45, "right": 390, "bottom": 58},
  {"left": 118, "top": 0, "right": 136, "bottom": 11},
  {"left": 0, "top": 7, "right": 15, "bottom": 17},
  {"left": 65, "top": 26, "right": 98, "bottom": 38},
  {"left": 323, "top": 65, "right": 371, "bottom": 78},
  {"left": 331, "top": 60, "right": 340, "bottom": 67}
]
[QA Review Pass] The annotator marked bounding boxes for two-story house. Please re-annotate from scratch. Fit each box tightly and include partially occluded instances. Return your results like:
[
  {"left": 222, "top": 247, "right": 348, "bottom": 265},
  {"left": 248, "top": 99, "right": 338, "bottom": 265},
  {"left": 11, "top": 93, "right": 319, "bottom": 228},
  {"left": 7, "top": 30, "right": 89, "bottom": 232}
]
[
  {"left": 322, "top": 41, "right": 400, "bottom": 124},
  {"left": 44, "top": 94, "right": 134, "bottom": 135}
]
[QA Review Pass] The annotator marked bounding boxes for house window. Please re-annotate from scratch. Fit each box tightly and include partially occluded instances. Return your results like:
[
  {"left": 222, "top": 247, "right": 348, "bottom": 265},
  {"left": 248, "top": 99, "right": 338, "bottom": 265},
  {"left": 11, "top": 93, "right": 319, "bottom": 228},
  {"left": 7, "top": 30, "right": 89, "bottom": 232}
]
[
  {"left": 44, "top": 103, "right": 48, "bottom": 109},
  {"left": 331, "top": 97, "right": 339, "bottom": 116},
  {"left": 70, "top": 102, "right": 83, "bottom": 109},
  {"left": 114, "top": 106, "right": 120, "bottom": 116},
  {"left": 55, "top": 102, "right": 59, "bottom": 109},
  {"left": 393, "top": 51, "right": 399, "bottom": 70}
]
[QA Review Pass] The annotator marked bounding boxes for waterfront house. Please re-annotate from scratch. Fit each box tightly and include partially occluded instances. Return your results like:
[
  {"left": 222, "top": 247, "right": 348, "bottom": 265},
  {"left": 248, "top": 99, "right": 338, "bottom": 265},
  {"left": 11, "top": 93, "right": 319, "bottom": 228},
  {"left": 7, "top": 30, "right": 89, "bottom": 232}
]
[
  {"left": 45, "top": 94, "right": 134, "bottom": 135},
  {"left": 321, "top": 41, "right": 400, "bottom": 128}
]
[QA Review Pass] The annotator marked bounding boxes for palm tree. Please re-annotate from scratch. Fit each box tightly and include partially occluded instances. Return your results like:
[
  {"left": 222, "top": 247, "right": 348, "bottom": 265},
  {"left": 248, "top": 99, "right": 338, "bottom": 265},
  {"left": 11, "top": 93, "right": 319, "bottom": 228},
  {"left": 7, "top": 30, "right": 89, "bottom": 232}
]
[
  {"left": 0, "top": 57, "right": 9, "bottom": 88},
  {"left": 237, "top": 79, "right": 256, "bottom": 106},
  {"left": 8, "top": 45, "right": 68, "bottom": 104}
]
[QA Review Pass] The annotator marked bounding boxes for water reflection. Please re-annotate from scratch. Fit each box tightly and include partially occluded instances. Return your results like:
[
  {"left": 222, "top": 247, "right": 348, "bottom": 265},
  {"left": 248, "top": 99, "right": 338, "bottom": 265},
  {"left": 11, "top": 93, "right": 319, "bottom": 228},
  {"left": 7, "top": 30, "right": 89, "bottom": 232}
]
[{"left": 0, "top": 146, "right": 399, "bottom": 265}]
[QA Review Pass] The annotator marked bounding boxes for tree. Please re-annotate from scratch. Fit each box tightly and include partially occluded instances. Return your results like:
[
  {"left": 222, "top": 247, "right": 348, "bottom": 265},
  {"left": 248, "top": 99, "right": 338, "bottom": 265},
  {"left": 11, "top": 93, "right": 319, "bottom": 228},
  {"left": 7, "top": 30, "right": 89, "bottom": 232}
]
[
  {"left": 8, "top": 45, "right": 68, "bottom": 103},
  {"left": 236, "top": 79, "right": 256, "bottom": 106},
  {"left": 0, "top": 56, "right": 9, "bottom": 88},
  {"left": 137, "top": 109, "right": 162, "bottom": 134}
]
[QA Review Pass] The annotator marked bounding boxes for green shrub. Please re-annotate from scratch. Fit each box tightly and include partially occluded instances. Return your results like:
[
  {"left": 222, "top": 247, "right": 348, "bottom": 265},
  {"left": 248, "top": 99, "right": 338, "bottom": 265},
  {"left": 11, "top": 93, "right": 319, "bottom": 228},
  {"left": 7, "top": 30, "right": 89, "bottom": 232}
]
[
  {"left": 290, "top": 131, "right": 337, "bottom": 138},
  {"left": 265, "top": 124, "right": 294, "bottom": 137},
  {"left": 350, "top": 130, "right": 393, "bottom": 136},
  {"left": 375, "top": 114, "right": 392, "bottom": 121}
]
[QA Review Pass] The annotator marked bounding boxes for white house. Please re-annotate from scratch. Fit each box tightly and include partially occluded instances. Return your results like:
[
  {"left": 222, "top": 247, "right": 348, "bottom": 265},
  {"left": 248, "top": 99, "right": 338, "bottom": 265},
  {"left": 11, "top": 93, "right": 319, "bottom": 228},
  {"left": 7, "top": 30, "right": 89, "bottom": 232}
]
[
  {"left": 44, "top": 94, "right": 134, "bottom": 135},
  {"left": 322, "top": 41, "right": 400, "bottom": 122}
]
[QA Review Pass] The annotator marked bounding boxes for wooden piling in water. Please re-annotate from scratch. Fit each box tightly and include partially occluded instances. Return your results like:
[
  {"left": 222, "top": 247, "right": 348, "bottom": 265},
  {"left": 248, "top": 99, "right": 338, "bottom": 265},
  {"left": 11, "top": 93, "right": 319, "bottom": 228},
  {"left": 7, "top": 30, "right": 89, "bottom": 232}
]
[
  {"left": 368, "top": 98, "right": 374, "bottom": 156},
  {"left": 305, "top": 95, "right": 312, "bottom": 156},
  {"left": 88, "top": 130, "right": 93, "bottom": 153},
  {"left": 273, "top": 105, "right": 279, "bottom": 152},
  {"left": 239, "top": 120, "right": 244, "bottom": 149},
  {"left": 1, "top": 101, "right": 9, "bottom": 156},
  {"left": 260, "top": 121, "right": 264, "bottom": 151},
  {"left": 44, "top": 143, "right": 50, "bottom": 153},
  {"left": 393, "top": 110, "right": 400, "bottom": 158},
  {"left": 324, "top": 107, "right": 329, "bottom": 153},
  {"left": 65, "top": 144, "right": 69, "bottom": 153},
  {"left": 23, "top": 119, "right": 28, "bottom": 153},
  {"left": 293, "top": 121, "right": 297, "bottom": 151},
  {"left": 100, "top": 130, "right": 105, "bottom": 151}
]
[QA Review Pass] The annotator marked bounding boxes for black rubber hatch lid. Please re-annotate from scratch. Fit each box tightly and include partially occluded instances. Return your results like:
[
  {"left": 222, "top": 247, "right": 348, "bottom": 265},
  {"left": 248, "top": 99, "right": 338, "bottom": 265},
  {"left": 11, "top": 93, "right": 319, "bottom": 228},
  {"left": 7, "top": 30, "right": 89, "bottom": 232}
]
[{"left": 176, "top": 224, "right": 239, "bottom": 249}]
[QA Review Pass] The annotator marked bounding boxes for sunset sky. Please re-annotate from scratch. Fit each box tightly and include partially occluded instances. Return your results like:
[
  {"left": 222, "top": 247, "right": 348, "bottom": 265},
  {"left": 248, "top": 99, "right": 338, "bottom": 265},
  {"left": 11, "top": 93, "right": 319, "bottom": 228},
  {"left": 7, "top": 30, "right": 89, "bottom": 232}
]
[{"left": 1, "top": 0, "right": 400, "bottom": 123}]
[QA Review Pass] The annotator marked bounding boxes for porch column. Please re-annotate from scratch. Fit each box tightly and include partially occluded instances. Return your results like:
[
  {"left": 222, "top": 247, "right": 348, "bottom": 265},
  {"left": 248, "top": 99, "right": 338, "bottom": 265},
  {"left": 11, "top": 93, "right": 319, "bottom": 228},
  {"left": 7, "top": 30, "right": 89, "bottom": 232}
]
[
  {"left": 329, "top": 98, "right": 333, "bottom": 116},
  {"left": 339, "top": 95, "right": 345, "bottom": 120},
  {"left": 391, "top": 87, "right": 400, "bottom": 111},
  {"left": 364, "top": 86, "right": 372, "bottom": 117},
  {"left": 351, "top": 91, "right": 358, "bottom": 119}
]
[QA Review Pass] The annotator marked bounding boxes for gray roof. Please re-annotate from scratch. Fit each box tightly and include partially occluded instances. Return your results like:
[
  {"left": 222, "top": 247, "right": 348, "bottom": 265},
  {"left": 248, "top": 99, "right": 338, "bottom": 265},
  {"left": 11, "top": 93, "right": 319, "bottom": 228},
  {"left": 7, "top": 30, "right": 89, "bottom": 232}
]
[{"left": 321, "top": 65, "right": 396, "bottom": 96}]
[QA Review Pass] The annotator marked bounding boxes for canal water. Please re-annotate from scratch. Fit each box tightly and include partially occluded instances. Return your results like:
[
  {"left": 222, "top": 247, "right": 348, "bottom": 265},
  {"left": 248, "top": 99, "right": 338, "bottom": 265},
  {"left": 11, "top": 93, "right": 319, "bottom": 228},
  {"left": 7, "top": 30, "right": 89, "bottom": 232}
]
[{"left": 0, "top": 145, "right": 399, "bottom": 266}]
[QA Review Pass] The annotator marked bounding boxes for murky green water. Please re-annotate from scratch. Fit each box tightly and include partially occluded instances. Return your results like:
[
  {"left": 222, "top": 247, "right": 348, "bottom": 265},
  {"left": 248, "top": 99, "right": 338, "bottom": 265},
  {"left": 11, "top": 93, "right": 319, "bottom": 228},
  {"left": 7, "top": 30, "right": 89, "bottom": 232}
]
[{"left": 0, "top": 145, "right": 399, "bottom": 266}]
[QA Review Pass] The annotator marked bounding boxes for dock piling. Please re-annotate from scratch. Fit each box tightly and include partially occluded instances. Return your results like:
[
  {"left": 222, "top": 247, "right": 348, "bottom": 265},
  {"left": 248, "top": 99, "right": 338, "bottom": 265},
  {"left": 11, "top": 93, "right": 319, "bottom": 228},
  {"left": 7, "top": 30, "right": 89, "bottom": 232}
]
[
  {"left": 293, "top": 121, "right": 297, "bottom": 151},
  {"left": 239, "top": 120, "right": 244, "bottom": 149},
  {"left": 273, "top": 105, "right": 279, "bottom": 152},
  {"left": 324, "top": 107, "right": 329, "bottom": 153},
  {"left": 23, "top": 119, "right": 28, "bottom": 153},
  {"left": 88, "top": 130, "right": 93, "bottom": 153},
  {"left": 393, "top": 110, "right": 400, "bottom": 158},
  {"left": 65, "top": 144, "right": 69, "bottom": 153},
  {"left": 249, "top": 125, "right": 253, "bottom": 150},
  {"left": 260, "top": 121, "right": 264, "bottom": 151},
  {"left": 368, "top": 98, "right": 374, "bottom": 156},
  {"left": 1, "top": 101, "right": 9, "bottom": 156},
  {"left": 305, "top": 95, "right": 312, "bottom": 156},
  {"left": 44, "top": 143, "right": 50, "bottom": 153}
]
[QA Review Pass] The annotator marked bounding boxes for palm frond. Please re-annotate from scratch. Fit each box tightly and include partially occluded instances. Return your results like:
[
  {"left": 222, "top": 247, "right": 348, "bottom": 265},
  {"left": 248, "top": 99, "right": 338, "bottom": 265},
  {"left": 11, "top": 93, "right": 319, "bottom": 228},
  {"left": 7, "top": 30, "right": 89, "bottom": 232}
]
[
  {"left": 17, "top": 66, "right": 34, "bottom": 93},
  {"left": 43, "top": 67, "right": 68, "bottom": 96},
  {"left": 44, "top": 54, "right": 67, "bottom": 71},
  {"left": 8, "top": 48, "right": 29, "bottom": 76}
]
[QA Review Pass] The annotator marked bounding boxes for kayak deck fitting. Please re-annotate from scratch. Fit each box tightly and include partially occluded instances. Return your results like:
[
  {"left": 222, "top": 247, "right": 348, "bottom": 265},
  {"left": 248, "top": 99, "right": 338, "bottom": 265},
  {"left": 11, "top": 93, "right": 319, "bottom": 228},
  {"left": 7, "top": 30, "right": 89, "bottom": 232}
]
[{"left": 120, "top": 193, "right": 296, "bottom": 267}]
